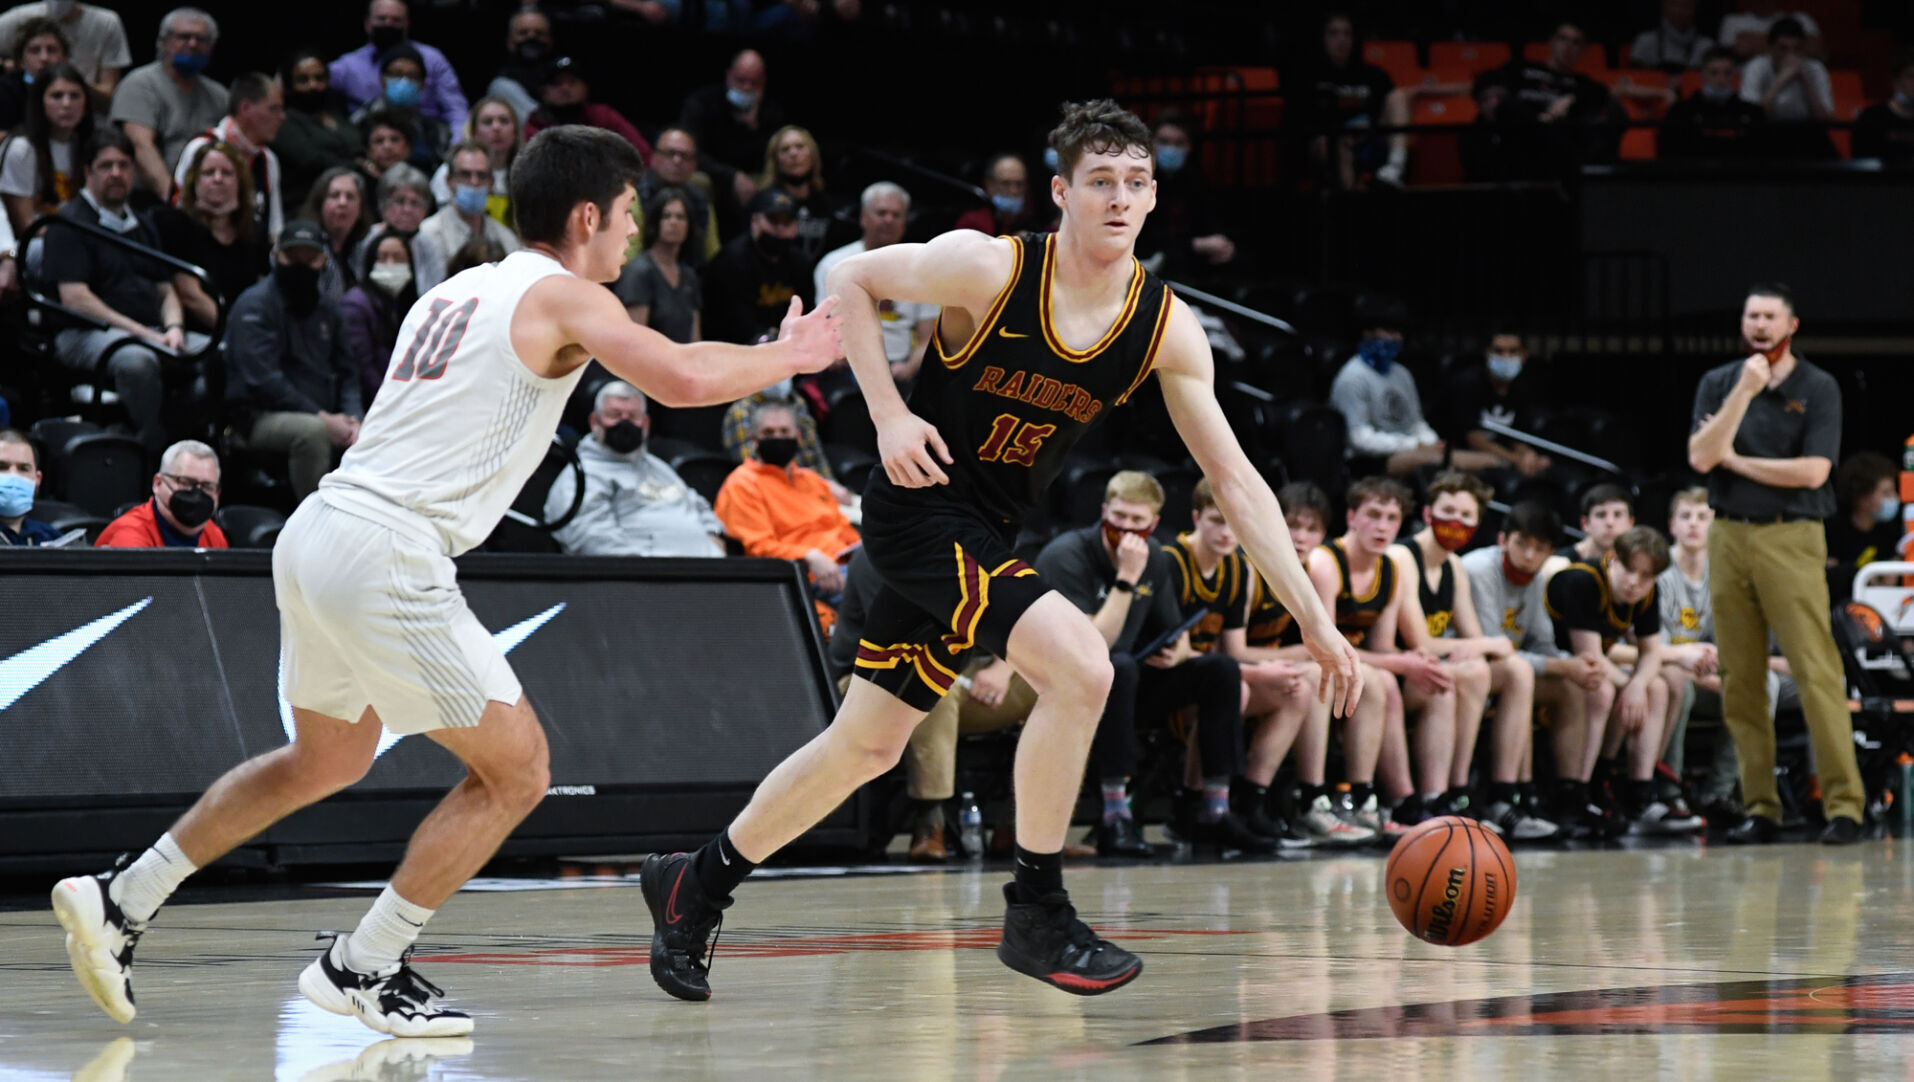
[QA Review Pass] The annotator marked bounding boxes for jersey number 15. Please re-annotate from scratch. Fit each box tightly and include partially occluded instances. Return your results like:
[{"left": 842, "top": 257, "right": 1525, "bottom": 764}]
[
  {"left": 392, "top": 298, "right": 480, "bottom": 382},
  {"left": 978, "top": 412, "right": 1056, "bottom": 468}
]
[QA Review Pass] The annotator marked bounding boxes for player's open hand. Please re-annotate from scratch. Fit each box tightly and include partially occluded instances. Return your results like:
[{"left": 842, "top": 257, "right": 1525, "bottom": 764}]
[
  {"left": 780, "top": 294, "right": 843, "bottom": 374},
  {"left": 878, "top": 411, "right": 952, "bottom": 488},
  {"left": 1303, "top": 623, "right": 1363, "bottom": 719}
]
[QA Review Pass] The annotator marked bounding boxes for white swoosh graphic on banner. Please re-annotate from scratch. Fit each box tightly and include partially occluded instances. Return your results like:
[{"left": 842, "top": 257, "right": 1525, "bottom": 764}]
[
  {"left": 0, "top": 597, "right": 154, "bottom": 712},
  {"left": 278, "top": 602, "right": 568, "bottom": 758}
]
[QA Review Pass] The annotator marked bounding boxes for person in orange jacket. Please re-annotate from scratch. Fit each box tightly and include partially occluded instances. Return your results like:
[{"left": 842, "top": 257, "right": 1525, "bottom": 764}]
[{"left": 714, "top": 398, "right": 858, "bottom": 604}]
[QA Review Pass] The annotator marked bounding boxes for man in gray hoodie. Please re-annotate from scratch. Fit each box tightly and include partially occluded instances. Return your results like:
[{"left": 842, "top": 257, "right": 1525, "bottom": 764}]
[{"left": 545, "top": 381, "right": 725, "bottom": 557}]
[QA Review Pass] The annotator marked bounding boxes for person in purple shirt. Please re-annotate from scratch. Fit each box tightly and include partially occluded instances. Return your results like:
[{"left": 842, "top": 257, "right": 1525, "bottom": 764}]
[{"left": 329, "top": 0, "right": 467, "bottom": 132}]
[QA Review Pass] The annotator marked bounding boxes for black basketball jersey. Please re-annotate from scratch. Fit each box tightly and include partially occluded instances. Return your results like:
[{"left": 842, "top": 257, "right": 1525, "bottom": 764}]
[
  {"left": 1165, "top": 533, "right": 1248, "bottom": 655},
  {"left": 1328, "top": 538, "right": 1396, "bottom": 648},
  {"left": 1404, "top": 541, "right": 1457, "bottom": 640},
  {"left": 1246, "top": 572, "right": 1302, "bottom": 648},
  {"left": 883, "top": 232, "right": 1173, "bottom": 522}
]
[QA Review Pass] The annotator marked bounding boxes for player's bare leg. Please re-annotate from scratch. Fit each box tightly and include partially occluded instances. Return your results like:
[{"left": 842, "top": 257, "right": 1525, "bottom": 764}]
[{"left": 1477, "top": 659, "right": 1557, "bottom": 840}]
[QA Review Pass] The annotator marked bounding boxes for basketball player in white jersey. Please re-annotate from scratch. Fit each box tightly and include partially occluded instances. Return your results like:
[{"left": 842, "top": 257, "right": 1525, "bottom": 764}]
[{"left": 50, "top": 126, "right": 843, "bottom": 1037}]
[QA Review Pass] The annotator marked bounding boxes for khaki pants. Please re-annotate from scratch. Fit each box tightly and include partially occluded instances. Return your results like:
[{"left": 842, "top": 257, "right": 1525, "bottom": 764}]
[
  {"left": 1708, "top": 519, "right": 1863, "bottom": 822},
  {"left": 836, "top": 663, "right": 1037, "bottom": 801},
  {"left": 249, "top": 411, "right": 334, "bottom": 500}
]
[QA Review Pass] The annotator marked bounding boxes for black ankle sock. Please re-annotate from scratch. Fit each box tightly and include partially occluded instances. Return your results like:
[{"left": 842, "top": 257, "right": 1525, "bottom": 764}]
[
  {"left": 1489, "top": 781, "right": 1520, "bottom": 805},
  {"left": 692, "top": 830, "right": 757, "bottom": 901},
  {"left": 1297, "top": 782, "right": 1326, "bottom": 806},
  {"left": 1350, "top": 782, "right": 1375, "bottom": 806},
  {"left": 1595, "top": 756, "right": 1620, "bottom": 781},
  {"left": 1626, "top": 778, "right": 1656, "bottom": 812},
  {"left": 1012, "top": 846, "right": 1063, "bottom": 902},
  {"left": 1554, "top": 778, "right": 1589, "bottom": 806}
]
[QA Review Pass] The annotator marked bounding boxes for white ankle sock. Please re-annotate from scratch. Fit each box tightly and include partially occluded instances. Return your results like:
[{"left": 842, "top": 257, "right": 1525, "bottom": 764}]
[
  {"left": 342, "top": 886, "right": 436, "bottom": 974},
  {"left": 111, "top": 833, "right": 197, "bottom": 926}
]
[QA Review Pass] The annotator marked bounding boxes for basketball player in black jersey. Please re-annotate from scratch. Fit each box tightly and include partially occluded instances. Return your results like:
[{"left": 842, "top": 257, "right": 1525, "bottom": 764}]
[{"left": 640, "top": 100, "right": 1361, "bottom": 1000}]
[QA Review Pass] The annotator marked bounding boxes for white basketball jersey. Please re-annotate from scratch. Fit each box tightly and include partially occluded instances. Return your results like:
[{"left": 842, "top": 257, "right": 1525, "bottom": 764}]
[{"left": 319, "top": 250, "right": 586, "bottom": 555}]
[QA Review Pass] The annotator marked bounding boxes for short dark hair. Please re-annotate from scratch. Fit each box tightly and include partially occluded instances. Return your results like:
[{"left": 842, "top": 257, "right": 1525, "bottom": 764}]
[
  {"left": 1426, "top": 469, "right": 1493, "bottom": 511},
  {"left": 1191, "top": 476, "right": 1217, "bottom": 517},
  {"left": 1503, "top": 500, "right": 1561, "bottom": 544},
  {"left": 1613, "top": 526, "right": 1671, "bottom": 575},
  {"left": 83, "top": 126, "right": 135, "bottom": 170},
  {"left": 0, "top": 427, "right": 37, "bottom": 470},
  {"left": 447, "top": 235, "right": 506, "bottom": 277},
  {"left": 1277, "top": 481, "right": 1332, "bottom": 526},
  {"left": 1580, "top": 482, "right": 1634, "bottom": 518},
  {"left": 1047, "top": 99, "right": 1152, "bottom": 184},
  {"left": 1347, "top": 475, "right": 1413, "bottom": 516},
  {"left": 1768, "top": 17, "right": 1806, "bottom": 44},
  {"left": 1836, "top": 451, "right": 1898, "bottom": 516},
  {"left": 227, "top": 72, "right": 275, "bottom": 117},
  {"left": 11, "top": 16, "right": 69, "bottom": 61},
  {"left": 1701, "top": 45, "right": 1740, "bottom": 67},
  {"left": 510, "top": 125, "right": 645, "bottom": 247},
  {"left": 1747, "top": 280, "right": 1796, "bottom": 315}
]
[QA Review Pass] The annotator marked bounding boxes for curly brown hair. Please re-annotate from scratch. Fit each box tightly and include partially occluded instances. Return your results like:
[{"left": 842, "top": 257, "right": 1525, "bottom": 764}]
[{"left": 1047, "top": 99, "right": 1152, "bottom": 184}]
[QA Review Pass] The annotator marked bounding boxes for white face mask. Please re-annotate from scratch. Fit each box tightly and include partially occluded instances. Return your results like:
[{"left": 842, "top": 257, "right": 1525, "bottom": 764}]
[{"left": 368, "top": 263, "right": 412, "bottom": 295}]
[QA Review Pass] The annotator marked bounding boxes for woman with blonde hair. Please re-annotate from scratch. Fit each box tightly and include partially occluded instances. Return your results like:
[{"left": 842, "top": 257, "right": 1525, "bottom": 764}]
[
  {"left": 429, "top": 95, "right": 520, "bottom": 226},
  {"left": 154, "top": 141, "right": 267, "bottom": 329},
  {"left": 754, "top": 124, "right": 838, "bottom": 262}
]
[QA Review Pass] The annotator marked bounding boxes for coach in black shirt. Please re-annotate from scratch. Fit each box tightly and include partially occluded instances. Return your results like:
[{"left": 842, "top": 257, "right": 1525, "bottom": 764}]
[{"left": 1688, "top": 282, "right": 1862, "bottom": 845}]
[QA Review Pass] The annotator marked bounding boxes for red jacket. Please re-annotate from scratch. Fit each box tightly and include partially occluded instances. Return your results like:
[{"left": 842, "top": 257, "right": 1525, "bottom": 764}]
[{"left": 96, "top": 500, "right": 229, "bottom": 549}]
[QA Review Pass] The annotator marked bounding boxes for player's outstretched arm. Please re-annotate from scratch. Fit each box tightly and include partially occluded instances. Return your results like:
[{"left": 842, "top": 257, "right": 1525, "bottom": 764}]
[
  {"left": 522, "top": 275, "right": 842, "bottom": 408},
  {"left": 826, "top": 230, "right": 1017, "bottom": 487},
  {"left": 1154, "top": 297, "right": 1364, "bottom": 716}
]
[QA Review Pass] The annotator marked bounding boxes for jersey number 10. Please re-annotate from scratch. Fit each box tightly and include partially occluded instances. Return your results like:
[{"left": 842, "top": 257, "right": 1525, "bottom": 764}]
[
  {"left": 392, "top": 297, "right": 480, "bottom": 382},
  {"left": 977, "top": 412, "right": 1056, "bottom": 468}
]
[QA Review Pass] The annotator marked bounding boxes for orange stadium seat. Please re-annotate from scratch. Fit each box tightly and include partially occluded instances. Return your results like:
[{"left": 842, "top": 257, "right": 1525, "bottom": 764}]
[
  {"left": 1407, "top": 93, "right": 1476, "bottom": 186},
  {"left": 1829, "top": 70, "right": 1866, "bottom": 158},
  {"left": 1522, "top": 40, "right": 1608, "bottom": 73},
  {"left": 1428, "top": 41, "right": 1511, "bottom": 73},
  {"left": 1363, "top": 40, "right": 1421, "bottom": 85}
]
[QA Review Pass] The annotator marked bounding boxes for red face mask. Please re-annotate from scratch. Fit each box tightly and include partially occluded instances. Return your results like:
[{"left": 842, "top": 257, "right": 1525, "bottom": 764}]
[
  {"left": 1430, "top": 515, "right": 1476, "bottom": 552},
  {"left": 1102, "top": 519, "right": 1154, "bottom": 550},
  {"left": 1503, "top": 550, "right": 1536, "bottom": 587},
  {"left": 1750, "top": 334, "right": 1791, "bottom": 364}
]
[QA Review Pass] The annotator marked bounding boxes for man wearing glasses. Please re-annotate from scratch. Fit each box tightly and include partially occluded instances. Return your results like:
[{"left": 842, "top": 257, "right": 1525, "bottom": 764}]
[
  {"left": 96, "top": 439, "right": 228, "bottom": 548},
  {"left": 636, "top": 128, "right": 722, "bottom": 264}
]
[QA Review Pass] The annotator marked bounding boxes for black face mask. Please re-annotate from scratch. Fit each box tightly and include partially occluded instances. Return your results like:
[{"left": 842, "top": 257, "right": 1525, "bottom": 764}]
[
  {"left": 286, "top": 88, "right": 329, "bottom": 114},
  {"left": 167, "top": 487, "right": 215, "bottom": 530},
  {"left": 369, "top": 25, "right": 405, "bottom": 52},
  {"left": 602, "top": 419, "right": 645, "bottom": 455},
  {"left": 754, "top": 232, "right": 789, "bottom": 260},
  {"left": 275, "top": 261, "right": 322, "bottom": 315},
  {"left": 757, "top": 436, "right": 799, "bottom": 467},
  {"left": 514, "top": 40, "right": 549, "bottom": 64}
]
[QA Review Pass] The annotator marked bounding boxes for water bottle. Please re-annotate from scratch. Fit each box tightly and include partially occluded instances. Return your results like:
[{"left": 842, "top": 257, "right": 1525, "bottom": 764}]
[
  {"left": 1896, "top": 754, "right": 1914, "bottom": 837},
  {"left": 958, "top": 792, "right": 984, "bottom": 860}
]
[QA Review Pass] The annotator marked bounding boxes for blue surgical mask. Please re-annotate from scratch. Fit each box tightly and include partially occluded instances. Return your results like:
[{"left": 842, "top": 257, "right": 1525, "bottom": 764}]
[
  {"left": 1896, "top": 89, "right": 1914, "bottom": 109},
  {"left": 454, "top": 184, "right": 489, "bottom": 216},
  {"left": 990, "top": 192, "right": 1022, "bottom": 215},
  {"left": 1700, "top": 84, "right": 1735, "bottom": 103},
  {"left": 20, "top": 71, "right": 33, "bottom": 86},
  {"left": 765, "top": 378, "right": 793, "bottom": 400},
  {"left": 1876, "top": 497, "right": 1901, "bottom": 523},
  {"left": 171, "top": 52, "right": 210, "bottom": 77},
  {"left": 725, "top": 85, "right": 758, "bottom": 111},
  {"left": 1042, "top": 146, "right": 1059, "bottom": 173},
  {"left": 0, "top": 473, "right": 35, "bottom": 518},
  {"left": 1154, "top": 144, "right": 1187, "bottom": 173},
  {"left": 1486, "top": 354, "right": 1523, "bottom": 382},
  {"left": 1358, "top": 337, "right": 1402, "bottom": 373},
  {"left": 384, "top": 77, "right": 421, "bottom": 109}
]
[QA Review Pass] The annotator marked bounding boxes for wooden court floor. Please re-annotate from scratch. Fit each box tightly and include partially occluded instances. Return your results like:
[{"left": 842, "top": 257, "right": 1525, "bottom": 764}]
[{"left": 4, "top": 840, "right": 1914, "bottom": 1081}]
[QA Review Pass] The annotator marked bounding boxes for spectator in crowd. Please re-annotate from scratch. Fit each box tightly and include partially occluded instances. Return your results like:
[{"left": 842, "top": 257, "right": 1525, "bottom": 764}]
[
  {"left": 1447, "top": 330, "right": 1551, "bottom": 477},
  {"left": 720, "top": 382, "right": 842, "bottom": 491},
  {"left": 274, "top": 49, "right": 368, "bottom": 212},
  {"left": 488, "top": 7, "right": 552, "bottom": 127},
  {"left": 444, "top": 234, "right": 505, "bottom": 278},
  {"left": 154, "top": 141, "right": 268, "bottom": 330},
  {"left": 1652, "top": 487, "right": 1750, "bottom": 824},
  {"left": 429, "top": 97, "right": 520, "bottom": 226},
  {"left": 301, "top": 165, "right": 372, "bottom": 301},
  {"left": 679, "top": 48, "right": 785, "bottom": 197},
  {"left": 0, "top": 17, "right": 70, "bottom": 136},
  {"left": 1691, "top": 284, "right": 1862, "bottom": 844},
  {"left": 364, "top": 163, "right": 442, "bottom": 289},
  {"left": 361, "top": 114, "right": 414, "bottom": 182},
  {"left": 637, "top": 127, "right": 722, "bottom": 265},
  {"left": 330, "top": 0, "right": 467, "bottom": 131},
  {"left": 1565, "top": 483, "right": 1635, "bottom": 564},
  {"left": 1329, "top": 301, "right": 1500, "bottom": 476},
  {"left": 703, "top": 187, "right": 812, "bottom": 345},
  {"left": 222, "top": 219, "right": 361, "bottom": 500},
  {"left": 1289, "top": 11, "right": 1411, "bottom": 189},
  {"left": 50, "top": 129, "right": 209, "bottom": 456},
  {"left": 1741, "top": 18, "right": 1835, "bottom": 158},
  {"left": 350, "top": 45, "right": 451, "bottom": 172},
  {"left": 714, "top": 399, "right": 860, "bottom": 602},
  {"left": 526, "top": 55, "right": 651, "bottom": 163},
  {"left": 340, "top": 228, "right": 414, "bottom": 406},
  {"left": 0, "top": 429, "right": 57, "bottom": 547},
  {"left": 1037, "top": 471, "right": 1274, "bottom": 856},
  {"left": 0, "top": 2, "right": 126, "bottom": 101},
  {"left": 754, "top": 125, "right": 837, "bottom": 264},
  {"left": 813, "top": 181, "right": 936, "bottom": 383},
  {"left": 547, "top": 382, "right": 726, "bottom": 558},
  {"left": 1826, "top": 451, "right": 1901, "bottom": 602},
  {"left": 616, "top": 186, "right": 702, "bottom": 344},
  {"left": 1454, "top": 505, "right": 1607, "bottom": 834},
  {"left": 0, "top": 60, "right": 94, "bottom": 234},
  {"left": 1628, "top": 0, "right": 1716, "bottom": 72},
  {"left": 1854, "top": 57, "right": 1914, "bottom": 166},
  {"left": 417, "top": 142, "right": 519, "bottom": 280},
  {"left": 1466, "top": 22, "right": 1622, "bottom": 181},
  {"left": 174, "top": 73, "right": 286, "bottom": 244},
  {"left": 1136, "top": 112, "right": 1236, "bottom": 277},
  {"left": 1545, "top": 526, "right": 1686, "bottom": 835},
  {"left": 1719, "top": 0, "right": 1822, "bottom": 62},
  {"left": 1660, "top": 47, "right": 1767, "bottom": 160},
  {"left": 96, "top": 439, "right": 228, "bottom": 548},
  {"left": 952, "top": 153, "right": 1051, "bottom": 237},
  {"left": 111, "top": 6, "right": 227, "bottom": 202}
]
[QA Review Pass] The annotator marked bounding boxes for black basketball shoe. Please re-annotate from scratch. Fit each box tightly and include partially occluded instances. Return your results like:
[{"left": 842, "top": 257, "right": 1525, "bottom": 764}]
[
  {"left": 640, "top": 852, "right": 730, "bottom": 1002},
  {"left": 51, "top": 854, "right": 144, "bottom": 1023},
  {"left": 995, "top": 883, "right": 1143, "bottom": 995}
]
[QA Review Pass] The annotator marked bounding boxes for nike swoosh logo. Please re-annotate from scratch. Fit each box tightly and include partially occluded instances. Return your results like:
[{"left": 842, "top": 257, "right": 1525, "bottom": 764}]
[
  {"left": 279, "top": 602, "right": 569, "bottom": 758},
  {"left": 665, "top": 866, "right": 687, "bottom": 925},
  {"left": 0, "top": 598, "right": 153, "bottom": 712},
  {"left": 719, "top": 848, "right": 731, "bottom": 866},
  {"left": 996, "top": 328, "right": 1028, "bottom": 339}
]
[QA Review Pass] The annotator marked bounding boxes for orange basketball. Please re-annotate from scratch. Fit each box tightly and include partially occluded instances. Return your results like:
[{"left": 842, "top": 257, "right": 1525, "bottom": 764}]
[{"left": 1383, "top": 816, "right": 1516, "bottom": 946}]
